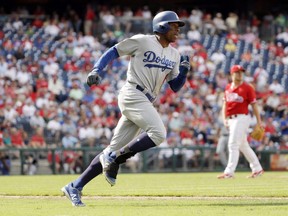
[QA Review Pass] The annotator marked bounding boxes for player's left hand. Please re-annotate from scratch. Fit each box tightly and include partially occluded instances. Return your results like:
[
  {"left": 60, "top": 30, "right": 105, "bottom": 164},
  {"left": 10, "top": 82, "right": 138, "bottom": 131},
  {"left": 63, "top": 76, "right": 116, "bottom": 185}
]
[
  {"left": 86, "top": 69, "right": 102, "bottom": 87},
  {"left": 250, "top": 124, "right": 265, "bottom": 141},
  {"left": 179, "top": 55, "right": 190, "bottom": 75}
]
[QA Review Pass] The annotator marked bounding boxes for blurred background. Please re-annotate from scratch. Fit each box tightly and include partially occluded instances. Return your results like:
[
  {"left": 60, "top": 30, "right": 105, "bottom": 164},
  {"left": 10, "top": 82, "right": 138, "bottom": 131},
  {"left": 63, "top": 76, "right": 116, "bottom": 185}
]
[{"left": 0, "top": 0, "right": 288, "bottom": 176}]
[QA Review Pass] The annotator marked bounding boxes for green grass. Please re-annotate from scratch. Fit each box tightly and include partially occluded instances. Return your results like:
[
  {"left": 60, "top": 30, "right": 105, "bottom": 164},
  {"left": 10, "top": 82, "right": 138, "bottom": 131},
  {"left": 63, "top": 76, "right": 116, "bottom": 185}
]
[{"left": 1, "top": 172, "right": 288, "bottom": 216}]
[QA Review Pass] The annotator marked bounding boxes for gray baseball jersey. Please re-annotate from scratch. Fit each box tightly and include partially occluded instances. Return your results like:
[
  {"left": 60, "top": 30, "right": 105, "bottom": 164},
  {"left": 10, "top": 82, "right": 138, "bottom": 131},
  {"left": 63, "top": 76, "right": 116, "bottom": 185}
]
[
  {"left": 116, "top": 34, "right": 181, "bottom": 96},
  {"left": 104, "top": 34, "right": 182, "bottom": 153}
]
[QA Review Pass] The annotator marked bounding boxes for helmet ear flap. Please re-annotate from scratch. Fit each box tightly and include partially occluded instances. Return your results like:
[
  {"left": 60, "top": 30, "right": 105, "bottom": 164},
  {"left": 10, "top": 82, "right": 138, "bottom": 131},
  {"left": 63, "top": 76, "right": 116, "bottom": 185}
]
[
  {"left": 152, "top": 11, "right": 185, "bottom": 34},
  {"left": 156, "top": 22, "right": 170, "bottom": 34},
  {"left": 159, "top": 25, "right": 165, "bottom": 30}
]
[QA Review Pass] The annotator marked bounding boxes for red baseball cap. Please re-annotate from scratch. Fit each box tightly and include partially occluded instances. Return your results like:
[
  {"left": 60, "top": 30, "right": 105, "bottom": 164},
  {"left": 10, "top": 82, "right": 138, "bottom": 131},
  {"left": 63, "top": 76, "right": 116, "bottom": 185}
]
[{"left": 230, "top": 65, "right": 246, "bottom": 74}]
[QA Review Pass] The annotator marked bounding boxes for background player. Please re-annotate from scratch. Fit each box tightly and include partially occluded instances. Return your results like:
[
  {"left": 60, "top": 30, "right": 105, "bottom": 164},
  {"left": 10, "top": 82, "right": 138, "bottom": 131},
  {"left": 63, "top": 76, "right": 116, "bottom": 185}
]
[
  {"left": 61, "top": 11, "right": 190, "bottom": 206},
  {"left": 216, "top": 124, "right": 229, "bottom": 168},
  {"left": 217, "top": 65, "right": 264, "bottom": 179}
]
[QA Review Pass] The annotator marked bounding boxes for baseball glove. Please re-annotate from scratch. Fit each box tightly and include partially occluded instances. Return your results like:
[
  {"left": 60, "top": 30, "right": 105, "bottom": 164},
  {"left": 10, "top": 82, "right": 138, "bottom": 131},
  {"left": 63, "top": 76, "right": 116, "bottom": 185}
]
[{"left": 250, "top": 125, "right": 265, "bottom": 141}]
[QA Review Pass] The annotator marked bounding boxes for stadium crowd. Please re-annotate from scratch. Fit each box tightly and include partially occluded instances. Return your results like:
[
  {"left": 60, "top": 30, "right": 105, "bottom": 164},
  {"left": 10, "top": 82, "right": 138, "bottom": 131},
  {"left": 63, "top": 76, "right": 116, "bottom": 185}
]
[{"left": 0, "top": 4, "right": 288, "bottom": 174}]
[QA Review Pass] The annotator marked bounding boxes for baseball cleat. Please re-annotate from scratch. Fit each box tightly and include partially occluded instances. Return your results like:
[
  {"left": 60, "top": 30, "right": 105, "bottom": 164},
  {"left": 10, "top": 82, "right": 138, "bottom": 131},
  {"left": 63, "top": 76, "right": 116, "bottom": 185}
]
[
  {"left": 100, "top": 152, "right": 119, "bottom": 186},
  {"left": 247, "top": 170, "right": 264, "bottom": 178},
  {"left": 61, "top": 183, "right": 85, "bottom": 207},
  {"left": 217, "top": 173, "right": 234, "bottom": 179}
]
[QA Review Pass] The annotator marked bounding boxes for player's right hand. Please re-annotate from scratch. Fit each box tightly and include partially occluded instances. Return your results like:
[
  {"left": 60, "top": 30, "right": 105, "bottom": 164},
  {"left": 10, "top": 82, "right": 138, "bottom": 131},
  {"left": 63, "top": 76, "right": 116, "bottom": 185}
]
[
  {"left": 86, "top": 69, "right": 102, "bottom": 87},
  {"left": 179, "top": 55, "right": 190, "bottom": 75}
]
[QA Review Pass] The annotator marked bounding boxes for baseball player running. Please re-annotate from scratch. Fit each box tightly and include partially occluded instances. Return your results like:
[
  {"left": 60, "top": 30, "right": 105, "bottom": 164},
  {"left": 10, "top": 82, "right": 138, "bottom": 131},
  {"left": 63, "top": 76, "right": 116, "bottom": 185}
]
[
  {"left": 61, "top": 11, "right": 190, "bottom": 206},
  {"left": 217, "top": 65, "right": 264, "bottom": 179}
]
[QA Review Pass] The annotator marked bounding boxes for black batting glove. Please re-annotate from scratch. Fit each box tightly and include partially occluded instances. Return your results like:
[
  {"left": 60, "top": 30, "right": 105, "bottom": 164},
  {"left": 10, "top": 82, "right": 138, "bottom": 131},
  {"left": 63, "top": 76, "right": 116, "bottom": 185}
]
[
  {"left": 86, "top": 69, "right": 102, "bottom": 87},
  {"left": 179, "top": 55, "right": 190, "bottom": 76}
]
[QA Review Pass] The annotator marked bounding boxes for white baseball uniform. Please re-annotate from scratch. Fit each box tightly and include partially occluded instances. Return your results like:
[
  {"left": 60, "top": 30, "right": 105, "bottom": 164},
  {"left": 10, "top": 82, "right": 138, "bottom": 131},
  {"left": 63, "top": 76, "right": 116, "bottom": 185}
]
[
  {"left": 104, "top": 34, "right": 181, "bottom": 153},
  {"left": 223, "top": 82, "right": 263, "bottom": 175}
]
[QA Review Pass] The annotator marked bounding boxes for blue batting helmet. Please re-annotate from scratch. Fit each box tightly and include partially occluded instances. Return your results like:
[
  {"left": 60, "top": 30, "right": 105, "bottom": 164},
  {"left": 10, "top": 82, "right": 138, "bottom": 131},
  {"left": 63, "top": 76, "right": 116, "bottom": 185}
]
[{"left": 152, "top": 11, "right": 185, "bottom": 34}]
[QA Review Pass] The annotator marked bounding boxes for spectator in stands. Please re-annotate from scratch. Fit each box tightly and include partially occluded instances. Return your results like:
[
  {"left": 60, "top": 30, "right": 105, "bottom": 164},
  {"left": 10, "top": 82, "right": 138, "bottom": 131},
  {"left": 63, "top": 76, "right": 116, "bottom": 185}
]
[
  {"left": 77, "top": 120, "right": 95, "bottom": 147},
  {"left": 100, "top": 10, "right": 116, "bottom": 31},
  {"left": 48, "top": 74, "right": 66, "bottom": 103},
  {"left": 276, "top": 94, "right": 288, "bottom": 118},
  {"left": 224, "top": 38, "right": 237, "bottom": 53},
  {"left": 4, "top": 63, "right": 17, "bottom": 81},
  {"left": 44, "top": 18, "right": 60, "bottom": 36},
  {"left": 24, "top": 154, "right": 38, "bottom": 175},
  {"left": 188, "top": 9, "right": 203, "bottom": 32},
  {"left": 142, "top": 6, "right": 152, "bottom": 19},
  {"left": 281, "top": 53, "right": 288, "bottom": 65},
  {"left": 202, "top": 13, "right": 216, "bottom": 35},
  {"left": 226, "top": 29, "right": 239, "bottom": 44},
  {"left": 3, "top": 102, "right": 18, "bottom": 125},
  {"left": 14, "top": 46, "right": 25, "bottom": 60},
  {"left": 0, "top": 151, "right": 11, "bottom": 175},
  {"left": 241, "top": 50, "right": 252, "bottom": 63},
  {"left": 269, "top": 79, "right": 284, "bottom": 94},
  {"left": 215, "top": 70, "right": 228, "bottom": 90},
  {"left": 10, "top": 127, "right": 26, "bottom": 159},
  {"left": 240, "top": 26, "right": 257, "bottom": 44},
  {"left": 210, "top": 50, "right": 226, "bottom": 65},
  {"left": 264, "top": 91, "right": 281, "bottom": 117},
  {"left": 46, "top": 116, "right": 62, "bottom": 142},
  {"left": 63, "top": 58, "right": 79, "bottom": 73},
  {"left": 121, "top": 7, "right": 133, "bottom": 34},
  {"left": 36, "top": 72, "right": 49, "bottom": 91},
  {"left": 225, "top": 12, "right": 238, "bottom": 31},
  {"left": 168, "top": 112, "right": 185, "bottom": 133},
  {"left": 84, "top": 4, "right": 96, "bottom": 35},
  {"left": 262, "top": 117, "right": 279, "bottom": 146},
  {"left": 43, "top": 58, "right": 60, "bottom": 77},
  {"left": 29, "top": 127, "right": 46, "bottom": 148},
  {"left": 62, "top": 131, "right": 80, "bottom": 148},
  {"left": 276, "top": 29, "right": 288, "bottom": 48},
  {"left": 69, "top": 81, "right": 84, "bottom": 101},
  {"left": 32, "top": 15, "right": 44, "bottom": 28},
  {"left": 0, "top": 56, "right": 8, "bottom": 78},
  {"left": 30, "top": 110, "right": 46, "bottom": 129},
  {"left": 12, "top": 14, "right": 23, "bottom": 30},
  {"left": 251, "top": 14, "right": 261, "bottom": 35},
  {"left": 71, "top": 11, "right": 82, "bottom": 33},
  {"left": 17, "top": 64, "right": 31, "bottom": 85},
  {"left": 62, "top": 117, "right": 77, "bottom": 137},
  {"left": 280, "top": 111, "right": 288, "bottom": 135},
  {"left": 275, "top": 42, "right": 285, "bottom": 58},
  {"left": 274, "top": 13, "right": 286, "bottom": 33},
  {"left": 213, "top": 12, "right": 227, "bottom": 36},
  {"left": 253, "top": 64, "right": 269, "bottom": 92},
  {"left": 101, "top": 30, "right": 118, "bottom": 48},
  {"left": 187, "top": 24, "right": 201, "bottom": 43},
  {"left": 22, "top": 98, "right": 36, "bottom": 119},
  {"left": 1, "top": 129, "right": 11, "bottom": 147}
]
